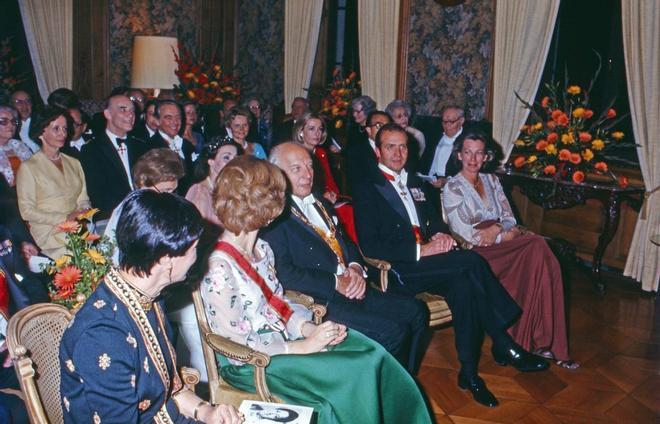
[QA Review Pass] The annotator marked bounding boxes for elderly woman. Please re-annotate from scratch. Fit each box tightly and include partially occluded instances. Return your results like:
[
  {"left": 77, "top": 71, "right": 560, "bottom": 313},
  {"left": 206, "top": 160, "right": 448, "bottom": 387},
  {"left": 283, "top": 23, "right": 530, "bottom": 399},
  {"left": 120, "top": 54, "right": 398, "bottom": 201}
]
[
  {"left": 244, "top": 96, "right": 273, "bottom": 153},
  {"left": 293, "top": 112, "right": 358, "bottom": 243},
  {"left": 201, "top": 156, "right": 431, "bottom": 423},
  {"left": 348, "top": 95, "right": 377, "bottom": 147},
  {"left": 225, "top": 107, "right": 266, "bottom": 159},
  {"left": 385, "top": 99, "right": 426, "bottom": 158},
  {"left": 0, "top": 106, "right": 33, "bottom": 187},
  {"left": 104, "top": 148, "right": 186, "bottom": 264},
  {"left": 443, "top": 130, "right": 579, "bottom": 369},
  {"left": 16, "top": 106, "right": 90, "bottom": 259},
  {"left": 60, "top": 190, "right": 242, "bottom": 423}
]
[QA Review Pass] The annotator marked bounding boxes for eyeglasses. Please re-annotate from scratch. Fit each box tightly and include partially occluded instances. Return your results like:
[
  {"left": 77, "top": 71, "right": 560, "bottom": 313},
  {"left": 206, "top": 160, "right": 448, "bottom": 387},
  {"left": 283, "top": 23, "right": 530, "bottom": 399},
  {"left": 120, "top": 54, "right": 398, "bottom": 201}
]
[
  {"left": 248, "top": 105, "right": 261, "bottom": 110},
  {"left": 368, "top": 122, "right": 386, "bottom": 129},
  {"left": 12, "top": 99, "right": 31, "bottom": 106},
  {"left": 353, "top": 108, "right": 364, "bottom": 114},
  {"left": 0, "top": 118, "right": 19, "bottom": 126},
  {"left": 442, "top": 117, "right": 463, "bottom": 125},
  {"left": 130, "top": 96, "right": 145, "bottom": 104},
  {"left": 73, "top": 121, "right": 86, "bottom": 129}
]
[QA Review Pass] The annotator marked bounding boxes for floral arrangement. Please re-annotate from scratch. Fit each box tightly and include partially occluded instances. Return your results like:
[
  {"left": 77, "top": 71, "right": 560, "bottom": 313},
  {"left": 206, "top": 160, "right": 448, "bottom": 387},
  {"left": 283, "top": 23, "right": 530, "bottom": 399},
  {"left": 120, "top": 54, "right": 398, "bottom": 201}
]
[
  {"left": 44, "top": 209, "right": 113, "bottom": 310},
  {"left": 509, "top": 65, "right": 632, "bottom": 187},
  {"left": 173, "top": 44, "right": 240, "bottom": 105},
  {"left": 320, "top": 68, "right": 361, "bottom": 129},
  {"left": 0, "top": 37, "right": 27, "bottom": 94}
]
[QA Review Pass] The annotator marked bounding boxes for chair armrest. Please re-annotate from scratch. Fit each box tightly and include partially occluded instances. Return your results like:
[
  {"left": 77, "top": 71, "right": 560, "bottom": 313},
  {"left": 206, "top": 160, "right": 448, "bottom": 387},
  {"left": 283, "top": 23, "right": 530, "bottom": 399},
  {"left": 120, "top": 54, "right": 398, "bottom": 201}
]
[
  {"left": 205, "top": 333, "right": 274, "bottom": 402},
  {"left": 285, "top": 290, "right": 327, "bottom": 324},
  {"left": 180, "top": 367, "right": 200, "bottom": 392},
  {"left": 362, "top": 256, "right": 391, "bottom": 292}
]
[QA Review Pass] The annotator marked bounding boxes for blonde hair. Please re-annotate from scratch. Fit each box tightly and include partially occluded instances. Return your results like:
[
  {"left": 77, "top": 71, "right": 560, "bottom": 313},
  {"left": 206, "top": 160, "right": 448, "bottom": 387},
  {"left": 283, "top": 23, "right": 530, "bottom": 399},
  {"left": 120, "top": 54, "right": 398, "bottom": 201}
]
[{"left": 213, "top": 156, "right": 286, "bottom": 234}]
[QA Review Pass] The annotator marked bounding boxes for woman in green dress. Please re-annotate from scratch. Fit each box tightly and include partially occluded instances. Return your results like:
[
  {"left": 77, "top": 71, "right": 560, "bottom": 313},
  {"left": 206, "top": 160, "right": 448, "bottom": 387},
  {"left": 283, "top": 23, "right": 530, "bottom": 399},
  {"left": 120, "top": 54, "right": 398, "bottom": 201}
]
[{"left": 200, "top": 155, "right": 431, "bottom": 423}]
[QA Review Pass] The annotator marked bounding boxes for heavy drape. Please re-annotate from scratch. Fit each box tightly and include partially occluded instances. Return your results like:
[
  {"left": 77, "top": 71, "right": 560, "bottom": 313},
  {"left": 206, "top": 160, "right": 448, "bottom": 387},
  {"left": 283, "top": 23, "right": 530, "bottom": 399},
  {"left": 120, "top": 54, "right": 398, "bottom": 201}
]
[
  {"left": 621, "top": 0, "right": 660, "bottom": 292},
  {"left": 284, "top": 0, "right": 323, "bottom": 113},
  {"left": 357, "top": 0, "right": 400, "bottom": 110},
  {"left": 492, "top": 0, "right": 560, "bottom": 160},
  {"left": 18, "top": 0, "right": 73, "bottom": 102}
]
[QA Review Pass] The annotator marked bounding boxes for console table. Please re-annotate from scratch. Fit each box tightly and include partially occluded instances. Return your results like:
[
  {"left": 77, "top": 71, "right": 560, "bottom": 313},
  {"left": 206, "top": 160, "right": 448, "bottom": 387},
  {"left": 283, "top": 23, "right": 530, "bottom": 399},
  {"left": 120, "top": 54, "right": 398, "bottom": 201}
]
[{"left": 497, "top": 170, "right": 644, "bottom": 294}]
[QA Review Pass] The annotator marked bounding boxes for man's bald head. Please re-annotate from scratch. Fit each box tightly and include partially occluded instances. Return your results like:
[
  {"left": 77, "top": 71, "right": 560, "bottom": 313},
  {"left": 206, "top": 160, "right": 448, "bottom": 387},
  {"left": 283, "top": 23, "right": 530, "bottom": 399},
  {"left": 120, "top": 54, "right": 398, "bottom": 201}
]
[{"left": 269, "top": 142, "right": 314, "bottom": 198}]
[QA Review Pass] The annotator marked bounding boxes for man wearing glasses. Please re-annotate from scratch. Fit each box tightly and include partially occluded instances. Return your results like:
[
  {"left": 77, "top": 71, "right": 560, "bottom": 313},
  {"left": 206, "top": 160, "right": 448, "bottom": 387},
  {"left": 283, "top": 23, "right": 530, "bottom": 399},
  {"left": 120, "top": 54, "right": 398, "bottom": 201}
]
[
  {"left": 345, "top": 110, "right": 391, "bottom": 192},
  {"left": 10, "top": 91, "right": 39, "bottom": 154},
  {"left": 421, "top": 106, "right": 465, "bottom": 188}
]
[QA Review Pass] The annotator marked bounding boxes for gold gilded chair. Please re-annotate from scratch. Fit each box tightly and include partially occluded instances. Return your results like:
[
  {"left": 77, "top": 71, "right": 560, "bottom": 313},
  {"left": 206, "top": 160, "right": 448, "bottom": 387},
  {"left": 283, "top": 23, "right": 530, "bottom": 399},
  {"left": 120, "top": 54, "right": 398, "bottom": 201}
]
[
  {"left": 6, "top": 303, "right": 73, "bottom": 424},
  {"left": 363, "top": 257, "right": 453, "bottom": 327},
  {"left": 192, "top": 288, "right": 326, "bottom": 407}
]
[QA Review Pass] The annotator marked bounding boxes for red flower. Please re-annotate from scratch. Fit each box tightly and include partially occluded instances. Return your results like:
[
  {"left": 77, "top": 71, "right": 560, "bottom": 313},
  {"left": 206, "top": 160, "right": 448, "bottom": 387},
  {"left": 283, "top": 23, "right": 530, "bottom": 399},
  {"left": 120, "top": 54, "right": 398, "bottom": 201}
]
[
  {"left": 584, "top": 109, "right": 594, "bottom": 119},
  {"left": 569, "top": 153, "right": 582, "bottom": 164},
  {"left": 619, "top": 176, "right": 629, "bottom": 188},
  {"left": 535, "top": 140, "right": 548, "bottom": 151},
  {"left": 544, "top": 165, "right": 557, "bottom": 175},
  {"left": 578, "top": 132, "right": 592, "bottom": 142},
  {"left": 513, "top": 156, "right": 527, "bottom": 168},
  {"left": 558, "top": 149, "right": 571, "bottom": 161},
  {"left": 606, "top": 108, "right": 617, "bottom": 119},
  {"left": 57, "top": 221, "right": 80, "bottom": 234},
  {"left": 556, "top": 113, "right": 569, "bottom": 126},
  {"left": 547, "top": 133, "right": 558, "bottom": 143},
  {"left": 594, "top": 162, "right": 608, "bottom": 173},
  {"left": 572, "top": 171, "right": 585, "bottom": 184},
  {"left": 54, "top": 266, "right": 82, "bottom": 298},
  {"left": 551, "top": 110, "right": 563, "bottom": 121},
  {"left": 541, "top": 96, "right": 550, "bottom": 108}
]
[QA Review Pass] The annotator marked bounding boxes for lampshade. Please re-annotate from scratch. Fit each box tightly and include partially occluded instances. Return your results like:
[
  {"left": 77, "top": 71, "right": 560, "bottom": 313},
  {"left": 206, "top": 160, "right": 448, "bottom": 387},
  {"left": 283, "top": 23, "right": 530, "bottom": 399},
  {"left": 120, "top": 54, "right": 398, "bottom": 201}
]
[{"left": 130, "top": 36, "right": 179, "bottom": 89}]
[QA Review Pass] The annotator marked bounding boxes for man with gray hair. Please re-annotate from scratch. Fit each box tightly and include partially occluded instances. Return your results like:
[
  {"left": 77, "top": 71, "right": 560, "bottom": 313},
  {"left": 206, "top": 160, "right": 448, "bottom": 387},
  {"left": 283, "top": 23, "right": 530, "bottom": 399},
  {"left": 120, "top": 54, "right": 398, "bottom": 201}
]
[
  {"left": 10, "top": 90, "right": 39, "bottom": 153},
  {"left": 264, "top": 142, "right": 429, "bottom": 374},
  {"left": 421, "top": 105, "right": 465, "bottom": 187}
]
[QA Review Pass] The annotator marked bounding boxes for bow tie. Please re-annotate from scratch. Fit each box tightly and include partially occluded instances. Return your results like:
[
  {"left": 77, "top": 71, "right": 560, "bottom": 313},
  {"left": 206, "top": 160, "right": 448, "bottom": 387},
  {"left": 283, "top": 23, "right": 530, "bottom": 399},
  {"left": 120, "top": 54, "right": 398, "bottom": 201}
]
[
  {"left": 382, "top": 169, "right": 408, "bottom": 186},
  {"left": 116, "top": 137, "right": 126, "bottom": 146},
  {"left": 300, "top": 194, "right": 316, "bottom": 206}
]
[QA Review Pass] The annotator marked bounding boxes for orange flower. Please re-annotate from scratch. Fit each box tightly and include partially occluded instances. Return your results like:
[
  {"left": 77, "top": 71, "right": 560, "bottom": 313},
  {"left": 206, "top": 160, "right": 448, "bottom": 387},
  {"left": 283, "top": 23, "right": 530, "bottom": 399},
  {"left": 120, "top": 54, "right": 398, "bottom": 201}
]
[
  {"left": 584, "top": 109, "right": 594, "bottom": 119},
  {"left": 545, "top": 144, "right": 558, "bottom": 155},
  {"left": 54, "top": 266, "right": 82, "bottom": 298},
  {"left": 570, "top": 153, "right": 582, "bottom": 164},
  {"left": 619, "top": 176, "right": 629, "bottom": 188},
  {"left": 581, "top": 149, "right": 594, "bottom": 161},
  {"left": 513, "top": 156, "right": 527, "bottom": 168},
  {"left": 551, "top": 109, "right": 563, "bottom": 121},
  {"left": 541, "top": 96, "right": 550, "bottom": 108},
  {"left": 578, "top": 132, "right": 592, "bottom": 142},
  {"left": 572, "top": 107, "right": 585, "bottom": 119},
  {"left": 591, "top": 139, "right": 605, "bottom": 150},
  {"left": 594, "top": 161, "right": 608, "bottom": 172},
  {"left": 558, "top": 149, "right": 572, "bottom": 161},
  {"left": 561, "top": 133, "right": 575, "bottom": 144},
  {"left": 606, "top": 108, "right": 616, "bottom": 119},
  {"left": 543, "top": 165, "right": 557, "bottom": 175},
  {"left": 85, "top": 233, "right": 100, "bottom": 242},
  {"left": 556, "top": 113, "right": 569, "bottom": 126},
  {"left": 567, "top": 85, "right": 581, "bottom": 95},
  {"left": 535, "top": 140, "right": 548, "bottom": 151},
  {"left": 572, "top": 171, "right": 585, "bottom": 184},
  {"left": 547, "top": 133, "right": 558, "bottom": 143},
  {"left": 547, "top": 120, "right": 557, "bottom": 130},
  {"left": 57, "top": 221, "right": 80, "bottom": 234},
  {"left": 612, "top": 131, "right": 624, "bottom": 140}
]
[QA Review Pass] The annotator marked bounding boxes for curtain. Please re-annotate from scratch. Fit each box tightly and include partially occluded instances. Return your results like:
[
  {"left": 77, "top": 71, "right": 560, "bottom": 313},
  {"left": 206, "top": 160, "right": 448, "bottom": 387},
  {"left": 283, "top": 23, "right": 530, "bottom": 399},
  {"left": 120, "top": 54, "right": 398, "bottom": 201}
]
[
  {"left": 492, "top": 0, "right": 560, "bottom": 160},
  {"left": 622, "top": 0, "right": 660, "bottom": 292},
  {"left": 284, "top": 0, "right": 324, "bottom": 113},
  {"left": 357, "top": 0, "right": 400, "bottom": 109},
  {"left": 18, "top": 0, "right": 73, "bottom": 102}
]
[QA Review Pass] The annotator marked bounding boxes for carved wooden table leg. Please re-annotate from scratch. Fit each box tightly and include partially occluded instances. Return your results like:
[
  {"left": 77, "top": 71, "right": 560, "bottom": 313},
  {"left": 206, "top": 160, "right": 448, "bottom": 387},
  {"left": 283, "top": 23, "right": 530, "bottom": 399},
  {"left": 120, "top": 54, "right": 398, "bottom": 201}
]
[{"left": 592, "top": 191, "right": 621, "bottom": 294}]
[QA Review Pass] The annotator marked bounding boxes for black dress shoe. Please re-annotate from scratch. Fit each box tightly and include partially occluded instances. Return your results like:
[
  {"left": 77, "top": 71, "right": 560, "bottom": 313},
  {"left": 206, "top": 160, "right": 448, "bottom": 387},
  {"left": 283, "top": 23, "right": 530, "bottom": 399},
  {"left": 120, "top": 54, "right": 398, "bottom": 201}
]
[
  {"left": 492, "top": 345, "right": 549, "bottom": 372},
  {"left": 458, "top": 373, "right": 499, "bottom": 407}
]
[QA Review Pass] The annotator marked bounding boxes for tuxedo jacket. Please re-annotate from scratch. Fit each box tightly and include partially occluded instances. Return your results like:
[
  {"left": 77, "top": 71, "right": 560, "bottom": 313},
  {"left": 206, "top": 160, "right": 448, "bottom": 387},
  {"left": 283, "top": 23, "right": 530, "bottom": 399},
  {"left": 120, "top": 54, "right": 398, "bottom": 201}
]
[
  {"left": 149, "top": 132, "right": 195, "bottom": 194},
  {"left": 128, "top": 123, "right": 152, "bottom": 145},
  {"left": 80, "top": 133, "right": 150, "bottom": 217},
  {"left": 344, "top": 137, "right": 380, "bottom": 193},
  {"left": 352, "top": 172, "right": 449, "bottom": 263},
  {"left": 261, "top": 197, "right": 363, "bottom": 303}
]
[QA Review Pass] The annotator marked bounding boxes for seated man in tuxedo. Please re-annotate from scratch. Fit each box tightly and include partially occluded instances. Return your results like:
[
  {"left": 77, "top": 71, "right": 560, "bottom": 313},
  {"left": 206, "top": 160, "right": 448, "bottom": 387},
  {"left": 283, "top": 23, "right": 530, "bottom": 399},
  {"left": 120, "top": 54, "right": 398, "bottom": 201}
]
[
  {"left": 352, "top": 123, "right": 548, "bottom": 407},
  {"left": 263, "top": 142, "right": 429, "bottom": 374},
  {"left": 345, "top": 110, "right": 391, "bottom": 193},
  {"left": 129, "top": 99, "right": 159, "bottom": 143},
  {"left": 274, "top": 97, "right": 309, "bottom": 144},
  {"left": 80, "top": 94, "right": 151, "bottom": 219},
  {"left": 419, "top": 105, "right": 465, "bottom": 186}
]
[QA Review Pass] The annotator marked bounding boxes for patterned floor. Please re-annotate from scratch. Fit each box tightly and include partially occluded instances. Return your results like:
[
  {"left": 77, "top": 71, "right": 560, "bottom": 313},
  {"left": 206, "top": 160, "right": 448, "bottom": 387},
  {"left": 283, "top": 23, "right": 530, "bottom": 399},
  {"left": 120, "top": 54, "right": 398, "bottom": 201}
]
[{"left": 417, "top": 264, "right": 660, "bottom": 423}]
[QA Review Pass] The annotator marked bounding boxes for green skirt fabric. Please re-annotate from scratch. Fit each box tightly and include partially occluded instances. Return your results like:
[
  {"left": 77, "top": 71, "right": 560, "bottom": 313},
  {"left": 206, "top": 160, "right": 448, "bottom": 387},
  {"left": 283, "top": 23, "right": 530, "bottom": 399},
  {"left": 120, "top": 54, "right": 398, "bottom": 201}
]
[{"left": 218, "top": 331, "right": 431, "bottom": 424}]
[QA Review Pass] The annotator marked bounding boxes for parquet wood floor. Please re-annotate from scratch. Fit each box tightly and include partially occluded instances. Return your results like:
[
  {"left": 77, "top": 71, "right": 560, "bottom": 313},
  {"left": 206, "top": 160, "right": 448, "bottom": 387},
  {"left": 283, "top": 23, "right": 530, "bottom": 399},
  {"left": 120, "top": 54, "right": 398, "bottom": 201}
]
[{"left": 417, "top": 264, "right": 660, "bottom": 423}]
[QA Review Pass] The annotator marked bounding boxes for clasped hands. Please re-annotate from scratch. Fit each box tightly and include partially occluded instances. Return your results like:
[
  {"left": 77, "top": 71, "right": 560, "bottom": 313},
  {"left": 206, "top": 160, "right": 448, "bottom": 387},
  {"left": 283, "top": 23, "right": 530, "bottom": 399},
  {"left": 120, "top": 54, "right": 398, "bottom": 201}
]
[
  {"left": 292, "top": 320, "right": 347, "bottom": 354},
  {"left": 420, "top": 233, "right": 457, "bottom": 257},
  {"left": 336, "top": 264, "right": 366, "bottom": 300}
]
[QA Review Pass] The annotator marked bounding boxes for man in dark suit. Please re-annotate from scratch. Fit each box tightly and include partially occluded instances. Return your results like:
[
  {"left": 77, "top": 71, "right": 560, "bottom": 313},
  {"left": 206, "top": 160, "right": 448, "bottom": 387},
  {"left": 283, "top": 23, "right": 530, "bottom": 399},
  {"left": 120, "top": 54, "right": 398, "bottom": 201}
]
[
  {"left": 352, "top": 123, "right": 548, "bottom": 407},
  {"left": 273, "top": 97, "right": 309, "bottom": 144},
  {"left": 129, "top": 99, "right": 159, "bottom": 144},
  {"left": 80, "top": 94, "right": 151, "bottom": 219},
  {"left": 344, "top": 110, "right": 391, "bottom": 193},
  {"left": 263, "top": 142, "right": 429, "bottom": 374}
]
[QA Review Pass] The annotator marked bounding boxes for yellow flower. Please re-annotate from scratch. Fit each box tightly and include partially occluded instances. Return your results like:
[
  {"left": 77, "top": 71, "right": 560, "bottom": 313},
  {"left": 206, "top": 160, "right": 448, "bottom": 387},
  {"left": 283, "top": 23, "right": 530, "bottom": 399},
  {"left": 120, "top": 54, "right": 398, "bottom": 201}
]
[
  {"left": 55, "top": 255, "right": 71, "bottom": 268},
  {"left": 612, "top": 131, "right": 624, "bottom": 140},
  {"left": 85, "top": 249, "right": 106, "bottom": 265},
  {"left": 591, "top": 139, "right": 605, "bottom": 150},
  {"left": 581, "top": 149, "right": 594, "bottom": 161},
  {"left": 527, "top": 155, "right": 537, "bottom": 163},
  {"left": 514, "top": 139, "right": 525, "bottom": 147},
  {"left": 567, "top": 85, "right": 581, "bottom": 95},
  {"left": 533, "top": 122, "right": 543, "bottom": 131},
  {"left": 572, "top": 108, "right": 585, "bottom": 118},
  {"left": 561, "top": 133, "right": 575, "bottom": 144},
  {"left": 545, "top": 144, "right": 558, "bottom": 155}
]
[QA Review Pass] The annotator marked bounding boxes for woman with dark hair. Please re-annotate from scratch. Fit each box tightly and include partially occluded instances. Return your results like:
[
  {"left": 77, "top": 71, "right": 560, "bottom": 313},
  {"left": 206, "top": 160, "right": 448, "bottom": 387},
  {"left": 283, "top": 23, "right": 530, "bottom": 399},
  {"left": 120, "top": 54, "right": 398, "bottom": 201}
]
[
  {"left": 443, "top": 130, "right": 579, "bottom": 369},
  {"left": 293, "top": 112, "right": 358, "bottom": 243},
  {"left": 181, "top": 100, "right": 205, "bottom": 157},
  {"left": 0, "top": 105, "right": 32, "bottom": 187},
  {"left": 186, "top": 136, "right": 243, "bottom": 228},
  {"left": 385, "top": 99, "right": 426, "bottom": 158},
  {"left": 244, "top": 96, "right": 273, "bottom": 153},
  {"left": 201, "top": 156, "right": 431, "bottom": 424},
  {"left": 225, "top": 107, "right": 266, "bottom": 159},
  {"left": 16, "top": 106, "right": 91, "bottom": 259},
  {"left": 60, "top": 190, "right": 242, "bottom": 423}
]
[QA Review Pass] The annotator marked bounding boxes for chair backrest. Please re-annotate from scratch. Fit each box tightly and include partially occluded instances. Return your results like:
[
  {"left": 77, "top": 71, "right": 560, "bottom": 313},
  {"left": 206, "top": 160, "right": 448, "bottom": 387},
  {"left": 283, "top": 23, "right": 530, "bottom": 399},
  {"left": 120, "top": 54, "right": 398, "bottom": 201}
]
[
  {"left": 191, "top": 288, "right": 223, "bottom": 404},
  {"left": 6, "top": 303, "right": 73, "bottom": 424}
]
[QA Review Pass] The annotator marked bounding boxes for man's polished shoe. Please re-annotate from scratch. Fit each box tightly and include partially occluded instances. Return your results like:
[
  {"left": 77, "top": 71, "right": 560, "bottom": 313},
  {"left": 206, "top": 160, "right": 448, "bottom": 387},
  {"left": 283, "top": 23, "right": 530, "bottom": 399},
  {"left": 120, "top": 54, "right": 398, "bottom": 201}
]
[
  {"left": 492, "top": 345, "right": 549, "bottom": 372},
  {"left": 458, "top": 373, "right": 499, "bottom": 407}
]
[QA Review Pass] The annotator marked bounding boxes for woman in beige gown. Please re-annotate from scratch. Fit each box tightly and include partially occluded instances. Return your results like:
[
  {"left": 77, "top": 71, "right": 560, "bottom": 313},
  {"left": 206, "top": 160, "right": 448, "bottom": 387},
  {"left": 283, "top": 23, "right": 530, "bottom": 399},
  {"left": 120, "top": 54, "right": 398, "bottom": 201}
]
[{"left": 16, "top": 106, "right": 90, "bottom": 259}]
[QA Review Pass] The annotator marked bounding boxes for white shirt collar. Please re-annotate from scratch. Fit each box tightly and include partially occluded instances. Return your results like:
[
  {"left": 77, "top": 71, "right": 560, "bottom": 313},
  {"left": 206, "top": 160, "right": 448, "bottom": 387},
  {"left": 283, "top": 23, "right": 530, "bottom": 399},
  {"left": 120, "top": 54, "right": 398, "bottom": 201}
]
[
  {"left": 440, "top": 127, "right": 463, "bottom": 145},
  {"left": 378, "top": 163, "right": 408, "bottom": 185}
]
